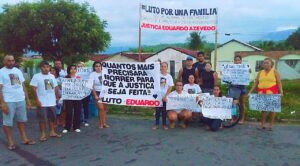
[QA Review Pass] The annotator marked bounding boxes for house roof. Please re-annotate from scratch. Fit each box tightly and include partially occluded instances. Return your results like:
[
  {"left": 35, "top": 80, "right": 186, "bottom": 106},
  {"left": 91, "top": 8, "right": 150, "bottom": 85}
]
[
  {"left": 147, "top": 47, "right": 200, "bottom": 59},
  {"left": 88, "top": 54, "right": 110, "bottom": 62},
  {"left": 119, "top": 52, "right": 154, "bottom": 62},
  {"left": 235, "top": 50, "right": 300, "bottom": 60},
  {"left": 217, "top": 39, "right": 262, "bottom": 51}
]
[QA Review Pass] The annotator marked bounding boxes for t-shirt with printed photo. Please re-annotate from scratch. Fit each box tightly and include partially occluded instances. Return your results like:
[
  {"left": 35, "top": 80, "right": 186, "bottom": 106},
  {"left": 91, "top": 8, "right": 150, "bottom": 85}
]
[
  {"left": 183, "top": 84, "right": 202, "bottom": 94},
  {"left": 0, "top": 67, "right": 25, "bottom": 102},
  {"left": 89, "top": 71, "right": 102, "bottom": 92},
  {"left": 160, "top": 73, "right": 174, "bottom": 97},
  {"left": 30, "top": 73, "right": 58, "bottom": 107}
]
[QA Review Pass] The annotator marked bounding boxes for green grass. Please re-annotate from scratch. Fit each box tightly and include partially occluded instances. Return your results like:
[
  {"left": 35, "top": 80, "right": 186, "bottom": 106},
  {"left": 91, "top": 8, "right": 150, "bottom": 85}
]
[{"left": 25, "top": 79, "right": 300, "bottom": 121}]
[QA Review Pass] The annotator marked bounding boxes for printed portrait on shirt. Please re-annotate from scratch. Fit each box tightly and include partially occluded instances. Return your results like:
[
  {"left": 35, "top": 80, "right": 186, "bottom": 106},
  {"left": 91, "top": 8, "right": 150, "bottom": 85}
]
[
  {"left": 98, "top": 76, "right": 102, "bottom": 86},
  {"left": 9, "top": 74, "right": 21, "bottom": 86},
  {"left": 188, "top": 88, "right": 196, "bottom": 94},
  {"left": 44, "top": 79, "right": 54, "bottom": 90},
  {"left": 160, "top": 77, "right": 166, "bottom": 88}
]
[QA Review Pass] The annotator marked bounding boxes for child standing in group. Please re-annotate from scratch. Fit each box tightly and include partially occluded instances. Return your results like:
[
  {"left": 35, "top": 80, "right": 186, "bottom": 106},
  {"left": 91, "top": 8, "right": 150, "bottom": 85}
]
[
  {"left": 30, "top": 61, "right": 61, "bottom": 142},
  {"left": 152, "top": 62, "right": 174, "bottom": 130}
]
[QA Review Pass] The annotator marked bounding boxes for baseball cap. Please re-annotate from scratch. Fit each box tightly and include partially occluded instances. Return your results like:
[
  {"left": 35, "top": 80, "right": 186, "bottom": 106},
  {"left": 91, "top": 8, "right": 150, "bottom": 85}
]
[{"left": 186, "top": 56, "right": 193, "bottom": 61}]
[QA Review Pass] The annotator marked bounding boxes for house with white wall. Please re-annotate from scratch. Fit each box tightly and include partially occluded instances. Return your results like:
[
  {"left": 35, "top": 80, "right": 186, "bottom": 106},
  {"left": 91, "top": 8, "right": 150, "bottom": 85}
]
[
  {"left": 211, "top": 39, "right": 262, "bottom": 76},
  {"left": 145, "top": 47, "right": 198, "bottom": 78}
]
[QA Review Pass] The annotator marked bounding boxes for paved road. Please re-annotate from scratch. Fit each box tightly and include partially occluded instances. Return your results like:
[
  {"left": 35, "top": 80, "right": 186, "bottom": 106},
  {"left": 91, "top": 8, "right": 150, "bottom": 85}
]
[{"left": 0, "top": 111, "right": 300, "bottom": 166}]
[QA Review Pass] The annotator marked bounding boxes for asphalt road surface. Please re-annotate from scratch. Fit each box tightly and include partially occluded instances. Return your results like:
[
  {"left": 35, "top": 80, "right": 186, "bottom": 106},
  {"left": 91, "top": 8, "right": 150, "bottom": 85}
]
[{"left": 0, "top": 111, "right": 300, "bottom": 166}]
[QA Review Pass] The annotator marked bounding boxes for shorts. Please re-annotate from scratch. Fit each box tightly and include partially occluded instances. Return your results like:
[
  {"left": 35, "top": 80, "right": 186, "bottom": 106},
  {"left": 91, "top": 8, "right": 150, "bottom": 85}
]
[
  {"left": 2, "top": 100, "right": 27, "bottom": 127},
  {"left": 37, "top": 106, "right": 57, "bottom": 122}
]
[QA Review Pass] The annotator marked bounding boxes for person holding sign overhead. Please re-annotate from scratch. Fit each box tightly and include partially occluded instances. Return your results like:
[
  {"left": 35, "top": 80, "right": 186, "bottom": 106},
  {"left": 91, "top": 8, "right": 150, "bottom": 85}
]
[
  {"left": 152, "top": 62, "right": 174, "bottom": 130},
  {"left": 62, "top": 65, "right": 82, "bottom": 134},
  {"left": 167, "top": 81, "right": 192, "bottom": 129},
  {"left": 89, "top": 61, "right": 110, "bottom": 129},
  {"left": 248, "top": 58, "right": 283, "bottom": 131}
]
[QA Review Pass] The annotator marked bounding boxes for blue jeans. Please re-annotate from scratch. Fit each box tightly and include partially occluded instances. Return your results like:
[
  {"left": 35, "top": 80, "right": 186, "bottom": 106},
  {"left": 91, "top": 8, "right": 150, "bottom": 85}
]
[
  {"left": 202, "top": 117, "right": 222, "bottom": 131},
  {"left": 155, "top": 102, "right": 167, "bottom": 126}
]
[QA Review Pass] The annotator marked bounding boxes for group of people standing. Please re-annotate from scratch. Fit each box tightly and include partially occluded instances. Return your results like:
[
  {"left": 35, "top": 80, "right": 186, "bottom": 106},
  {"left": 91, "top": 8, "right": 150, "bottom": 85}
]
[
  {"left": 153, "top": 52, "right": 283, "bottom": 132},
  {"left": 0, "top": 55, "right": 109, "bottom": 150},
  {"left": 0, "top": 52, "right": 283, "bottom": 150}
]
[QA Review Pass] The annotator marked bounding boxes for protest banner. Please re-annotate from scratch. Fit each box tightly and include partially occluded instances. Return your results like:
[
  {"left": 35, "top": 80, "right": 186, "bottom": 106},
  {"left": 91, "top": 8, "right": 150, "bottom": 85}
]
[
  {"left": 221, "top": 64, "right": 250, "bottom": 85},
  {"left": 166, "top": 93, "right": 210, "bottom": 112},
  {"left": 61, "top": 78, "right": 92, "bottom": 100},
  {"left": 100, "top": 61, "right": 161, "bottom": 107},
  {"left": 76, "top": 67, "right": 93, "bottom": 79},
  {"left": 201, "top": 96, "right": 233, "bottom": 120},
  {"left": 140, "top": 4, "right": 217, "bottom": 31},
  {"left": 249, "top": 94, "right": 281, "bottom": 112}
]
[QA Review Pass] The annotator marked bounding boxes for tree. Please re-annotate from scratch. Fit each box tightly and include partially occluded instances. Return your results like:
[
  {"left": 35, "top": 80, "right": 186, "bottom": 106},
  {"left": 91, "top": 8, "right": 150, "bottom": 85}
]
[
  {"left": 186, "top": 32, "right": 204, "bottom": 51},
  {"left": 286, "top": 27, "right": 300, "bottom": 50},
  {"left": 0, "top": 0, "right": 111, "bottom": 64}
]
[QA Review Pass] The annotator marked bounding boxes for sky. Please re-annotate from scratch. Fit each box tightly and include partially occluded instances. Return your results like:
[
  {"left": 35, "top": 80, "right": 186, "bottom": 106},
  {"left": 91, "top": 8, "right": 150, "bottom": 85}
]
[{"left": 1, "top": 0, "right": 300, "bottom": 48}]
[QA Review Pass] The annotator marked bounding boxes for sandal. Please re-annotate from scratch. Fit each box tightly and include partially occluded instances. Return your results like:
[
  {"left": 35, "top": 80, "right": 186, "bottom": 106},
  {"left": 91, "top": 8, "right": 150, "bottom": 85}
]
[
  {"left": 8, "top": 144, "right": 16, "bottom": 150},
  {"left": 268, "top": 127, "right": 273, "bottom": 131},
  {"left": 256, "top": 126, "right": 266, "bottom": 130},
  {"left": 103, "top": 124, "right": 110, "bottom": 128},
  {"left": 22, "top": 140, "right": 36, "bottom": 145},
  {"left": 49, "top": 134, "right": 62, "bottom": 138},
  {"left": 98, "top": 125, "right": 103, "bottom": 129},
  {"left": 39, "top": 137, "right": 47, "bottom": 142}
]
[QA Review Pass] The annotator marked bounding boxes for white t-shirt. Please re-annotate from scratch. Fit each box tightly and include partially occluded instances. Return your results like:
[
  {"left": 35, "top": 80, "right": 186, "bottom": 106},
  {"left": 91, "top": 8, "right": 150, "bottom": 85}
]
[
  {"left": 89, "top": 71, "right": 102, "bottom": 92},
  {"left": 30, "top": 73, "right": 58, "bottom": 107},
  {"left": 160, "top": 73, "right": 174, "bottom": 97},
  {"left": 183, "top": 84, "right": 202, "bottom": 94},
  {"left": 0, "top": 67, "right": 25, "bottom": 102}
]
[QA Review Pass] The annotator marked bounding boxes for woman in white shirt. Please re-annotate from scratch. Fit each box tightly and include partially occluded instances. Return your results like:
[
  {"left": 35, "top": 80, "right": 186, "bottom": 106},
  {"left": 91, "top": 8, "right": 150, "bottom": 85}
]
[{"left": 89, "top": 62, "right": 109, "bottom": 129}]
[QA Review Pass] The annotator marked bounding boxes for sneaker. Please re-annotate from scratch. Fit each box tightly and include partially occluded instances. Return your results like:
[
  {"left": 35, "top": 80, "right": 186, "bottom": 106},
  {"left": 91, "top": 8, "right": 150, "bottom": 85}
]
[
  {"left": 62, "top": 129, "right": 68, "bottom": 134},
  {"left": 84, "top": 123, "right": 89, "bottom": 127},
  {"left": 75, "top": 129, "right": 81, "bottom": 133},
  {"left": 152, "top": 125, "right": 159, "bottom": 130}
]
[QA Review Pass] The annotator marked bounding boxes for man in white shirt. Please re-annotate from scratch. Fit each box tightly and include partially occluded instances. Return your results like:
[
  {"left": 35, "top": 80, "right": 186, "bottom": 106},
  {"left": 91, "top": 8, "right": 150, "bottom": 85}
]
[
  {"left": 0, "top": 55, "right": 36, "bottom": 150},
  {"left": 30, "top": 61, "right": 61, "bottom": 142}
]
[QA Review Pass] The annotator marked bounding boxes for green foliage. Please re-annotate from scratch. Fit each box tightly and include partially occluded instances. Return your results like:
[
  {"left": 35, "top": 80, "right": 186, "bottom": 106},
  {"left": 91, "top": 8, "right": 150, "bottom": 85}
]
[
  {"left": 23, "top": 59, "right": 35, "bottom": 68},
  {"left": 286, "top": 27, "right": 300, "bottom": 50},
  {"left": 129, "top": 43, "right": 189, "bottom": 53},
  {"left": 187, "top": 32, "right": 204, "bottom": 51},
  {"left": 0, "top": 0, "right": 111, "bottom": 64},
  {"left": 249, "top": 40, "right": 293, "bottom": 51}
]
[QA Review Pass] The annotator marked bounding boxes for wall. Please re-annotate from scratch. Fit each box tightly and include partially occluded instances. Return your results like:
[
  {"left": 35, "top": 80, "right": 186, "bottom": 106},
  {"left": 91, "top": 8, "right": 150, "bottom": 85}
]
[{"left": 145, "top": 48, "right": 197, "bottom": 78}]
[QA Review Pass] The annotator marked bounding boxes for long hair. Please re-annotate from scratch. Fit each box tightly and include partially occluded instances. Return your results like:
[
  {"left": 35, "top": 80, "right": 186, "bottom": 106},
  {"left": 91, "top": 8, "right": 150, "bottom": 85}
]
[
  {"left": 67, "top": 64, "right": 77, "bottom": 75},
  {"left": 92, "top": 61, "right": 101, "bottom": 72}
]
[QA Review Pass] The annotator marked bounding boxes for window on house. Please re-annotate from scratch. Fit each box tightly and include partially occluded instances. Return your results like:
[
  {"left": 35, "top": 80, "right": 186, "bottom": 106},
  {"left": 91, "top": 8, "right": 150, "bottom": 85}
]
[
  {"left": 285, "top": 60, "right": 298, "bottom": 68},
  {"left": 255, "top": 60, "right": 264, "bottom": 72}
]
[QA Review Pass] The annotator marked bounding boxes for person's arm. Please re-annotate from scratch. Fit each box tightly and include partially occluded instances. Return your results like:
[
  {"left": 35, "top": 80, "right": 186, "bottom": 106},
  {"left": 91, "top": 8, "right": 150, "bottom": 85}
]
[
  {"left": 92, "top": 81, "right": 99, "bottom": 101},
  {"left": 213, "top": 72, "right": 218, "bottom": 86},
  {"left": 195, "top": 68, "right": 200, "bottom": 83},
  {"left": 274, "top": 70, "right": 283, "bottom": 95},
  {"left": 31, "top": 86, "right": 41, "bottom": 108},
  {"left": 55, "top": 86, "right": 59, "bottom": 103},
  {"left": 177, "top": 68, "right": 183, "bottom": 82},
  {"left": 0, "top": 84, "right": 9, "bottom": 114},
  {"left": 248, "top": 71, "right": 260, "bottom": 95},
  {"left": 163, "top": 86, "right": 173, "bottom": 102},
  {"left": 23, "top": 83, "right": 32, "bottom": 108}
]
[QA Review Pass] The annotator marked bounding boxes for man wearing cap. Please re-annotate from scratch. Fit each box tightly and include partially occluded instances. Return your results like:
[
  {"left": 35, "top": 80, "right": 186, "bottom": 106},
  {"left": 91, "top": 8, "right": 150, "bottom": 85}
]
[
  {"left": 0, "top": 55, "right": 36, "bottom": 150},
  {"left": 177, "top": 56, "right": 198, "bottom": 85}
]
